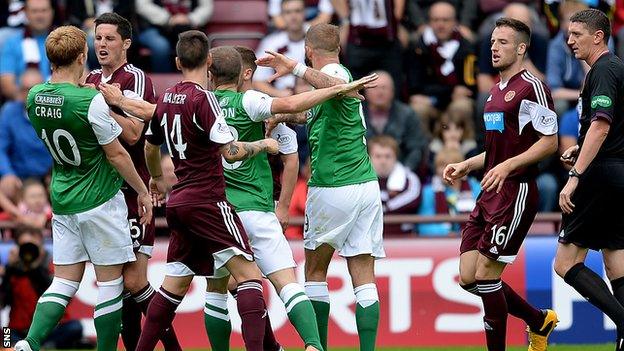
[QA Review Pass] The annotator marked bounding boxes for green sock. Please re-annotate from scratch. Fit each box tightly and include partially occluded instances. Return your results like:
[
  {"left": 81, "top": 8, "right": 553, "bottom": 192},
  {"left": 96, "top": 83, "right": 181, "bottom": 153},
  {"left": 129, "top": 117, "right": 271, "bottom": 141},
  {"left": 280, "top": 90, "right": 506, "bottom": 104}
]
[
  {"left": 204, "top": 292, "right": 231, "bottom": 351},
  {"left": 25, "top": 278, "right": 79, "bottom": 351},
  {"left": 310, "top": 300, "right": 330, "bottom": 351},
  {"left": 355, "top": 302, "right": 379, "bottom": 351},
  {"left": 281, "top": 283, "right": 323, "bottom": 350},
  {"left": 94, "top": 278, "right": 123, "bottom": 351}
]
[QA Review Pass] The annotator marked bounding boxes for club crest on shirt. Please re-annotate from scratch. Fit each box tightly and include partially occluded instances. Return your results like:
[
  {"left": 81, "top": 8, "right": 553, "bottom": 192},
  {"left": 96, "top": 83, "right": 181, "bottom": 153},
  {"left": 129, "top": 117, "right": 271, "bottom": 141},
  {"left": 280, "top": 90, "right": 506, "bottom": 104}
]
[
  {"left": 219, "top": 97, "right": 229, "bottom": 107},
  {"left": 484, "top": 112, "right": 504, "bottom": 132},
  {"left": 504, "top": 90, "right": 516, "bottom": 102}
]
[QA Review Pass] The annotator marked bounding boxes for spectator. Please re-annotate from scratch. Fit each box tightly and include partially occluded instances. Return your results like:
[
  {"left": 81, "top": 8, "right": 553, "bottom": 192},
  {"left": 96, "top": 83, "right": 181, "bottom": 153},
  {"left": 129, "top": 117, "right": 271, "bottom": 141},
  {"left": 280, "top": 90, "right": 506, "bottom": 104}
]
[
  {"left": 546, "top": 0, "right": 589, "bottom": 115},
  {"left": 1, "top": 227, "right": 85, "bottom": 349},
  {"left": 0, "top": 0, "right": 62, "bottom": 48},
  {"left": 478, "top": 0, "right": 533, "bottom": 17},
  {"left": 429, "top": 99, "right": 478, "bottom": 169},
  {"left": 332, "top": 0, "right": 405, "bottom": 93},
  {"left": 17, "top": 179, "right": 52, "bottom": 233},
  {"left": 404, "top": 0, "right": 478, "bottom": 41},
  {"left": 406, "top": 1, "right": 477, "bottom": 134},
  {"left": 254, "top": 0, "right": 307, "bottom": 97},
  {"left": 369, "top": 135, "right": 421, "bottom": 236},
  {"left": 64, "top": 0, "right": 134, "bottom": 69},
  {"left": 269, "top": 0, "right": 333, "bottom": 30},
  {"left": 135, "top": 0, "right": 213, "bottom": 72},
  {"left": 285, "top": 157, "right": 310, "bottom": 240},
  {"left": 363, "top": 70, "right": 428, "bottom": 172},
  {"left": 0, "top": 69, "right": 52, "bottom": 201},
  {"left": 418, "top": 147, "right": 480, "bottom": 236},
  {"left": 0, "top": 0, "right": 54, "bottom": 100},
  {"left": 616, "top": 0, "right": 624, "bottom": 58}
]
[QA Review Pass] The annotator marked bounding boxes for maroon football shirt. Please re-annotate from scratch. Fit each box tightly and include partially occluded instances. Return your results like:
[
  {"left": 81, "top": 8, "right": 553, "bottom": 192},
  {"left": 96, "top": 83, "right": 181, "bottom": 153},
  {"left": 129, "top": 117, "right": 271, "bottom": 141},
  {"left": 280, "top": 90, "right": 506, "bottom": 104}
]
[
  {"left": 86, "top": 63, "right": 156, "bottom": 190},
  {"left": 482, "top": 70, "right": 555, "bottom": 181},
  {"left": 146, "top": 81, "right": 234, "bottom": 207}
]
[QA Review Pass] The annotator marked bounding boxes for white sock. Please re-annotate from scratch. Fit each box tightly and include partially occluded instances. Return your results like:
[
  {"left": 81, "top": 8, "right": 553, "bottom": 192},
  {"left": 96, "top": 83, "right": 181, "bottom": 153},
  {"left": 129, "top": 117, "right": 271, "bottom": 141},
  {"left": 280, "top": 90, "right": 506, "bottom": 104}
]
[
  {"left": 279, "top": 283, "right": 309, "bottom": 313},
  {"left": 354, "top": 283, "right": 378, "bottom": 308},
  {"left": 304, "top": 281, "right": 330, "bottom": 304},
  {"left": 95, "top": 276, "right": 123, "bottom": 319},
  {"left": 39, "top": 277, "right": 79, "bottom": 307},
  {"left": 204, "top": 292, "right": 230, "bottom": 321}
]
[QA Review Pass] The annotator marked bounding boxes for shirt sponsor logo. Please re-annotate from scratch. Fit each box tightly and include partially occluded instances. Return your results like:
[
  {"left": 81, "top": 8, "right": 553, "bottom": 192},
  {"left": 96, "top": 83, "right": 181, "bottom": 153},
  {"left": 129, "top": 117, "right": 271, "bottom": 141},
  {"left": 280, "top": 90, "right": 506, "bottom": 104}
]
[
  {"left": 217, "top": 122, "right": 230, "bottom": 133},
  {"left": 34, "top": 94, "right": 64, "bottom": 106},
  {"left": 504, "top": 90, "right": 515, "bottom": 102},
  {"left": 484, "top": 112, "right": 504, "bottom": 132},
  {"left": 540, "top": 114, "right": 557, "bottom": 127},
  {"left": 591, "top": 95, "right": 612, "bottom": 108},
  {"left": 277, "top": 133, "right": 291, "bottom": 144}
]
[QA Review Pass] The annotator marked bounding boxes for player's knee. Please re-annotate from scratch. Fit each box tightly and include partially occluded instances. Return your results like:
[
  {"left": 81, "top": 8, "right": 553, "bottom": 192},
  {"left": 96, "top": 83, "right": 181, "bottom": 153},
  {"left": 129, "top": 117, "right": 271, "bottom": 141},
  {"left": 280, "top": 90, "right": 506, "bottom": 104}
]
[
  {"left": 459, "top": 269, "right": 476, "bottom": 286},
  {"left": 553, "top": 256, "right": 574, "bottom": 278},
  {"left": 122, "top": 270, "right": 146, "bottom": 293}
]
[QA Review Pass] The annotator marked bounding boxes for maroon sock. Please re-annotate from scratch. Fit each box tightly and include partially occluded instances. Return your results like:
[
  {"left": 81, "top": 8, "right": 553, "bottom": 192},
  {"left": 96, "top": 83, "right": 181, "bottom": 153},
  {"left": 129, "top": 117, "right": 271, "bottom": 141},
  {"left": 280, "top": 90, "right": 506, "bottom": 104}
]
[
  {"left": 236, "top": 280, "right": 267, "bottom": 351},
  {"left": 477, "top": 279, "right": 507, "bottom": 351},
  {"left": 121, "top": 292, "right": 142, "bottom": 351},
  {"left": 136, "top": 287, "right": 182, "bottom": 351},
  {"left": 501, "top": 281, "right": 544, "bottom": 331},
  {"left": 133, "top": 285, "right": 182, "bottom": 351},
  {"left": 263, "top": 310, "right": 281, "bottom": 351}
]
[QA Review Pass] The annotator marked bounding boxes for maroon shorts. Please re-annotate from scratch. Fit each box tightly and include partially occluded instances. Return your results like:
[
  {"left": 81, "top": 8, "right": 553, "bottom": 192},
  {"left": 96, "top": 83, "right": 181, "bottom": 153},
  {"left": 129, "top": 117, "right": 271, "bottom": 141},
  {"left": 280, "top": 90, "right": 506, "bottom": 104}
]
[
  {"left": 460, "top": 181, "right": 538, "bottom": 264},
  {"left": 124, "top": 189, "right": 155, "bottom": 257},
  {"left": 165, "top": 201, "right": 254, "bottom": 278}
]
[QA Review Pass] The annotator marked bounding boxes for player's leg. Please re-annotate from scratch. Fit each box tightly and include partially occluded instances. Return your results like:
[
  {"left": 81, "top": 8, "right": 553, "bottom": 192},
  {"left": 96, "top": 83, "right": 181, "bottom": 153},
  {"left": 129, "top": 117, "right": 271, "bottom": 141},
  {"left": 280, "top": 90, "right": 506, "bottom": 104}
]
[
  {"left": 474, "top": 254, "right": 508, "bottom": 351},
  {"left": 305, "top": 244, "right": 335, "bottom": 351},
  {"left": 604, "top": 249, "right": 624, "bottom": 350},
  {"left": 225, "top": 255, "right": 268, "bottom": 351},
  {"left": 16, "top": 263, "right": 85, "bottom": 351},
  {"left": 205, "top": 276, "right": 233, "bottom": 351},
  {"left": 136, "top": 275, "right": 193, "bottom": 351},
  {"left": 459, "top": 250, "right": 480, "bottom": 293},
  {"left": 92, "top": 263, "right": 125, "bottom": 351},
  {"left": 346, "top": 254, "right": 378, "bottom": 351}
]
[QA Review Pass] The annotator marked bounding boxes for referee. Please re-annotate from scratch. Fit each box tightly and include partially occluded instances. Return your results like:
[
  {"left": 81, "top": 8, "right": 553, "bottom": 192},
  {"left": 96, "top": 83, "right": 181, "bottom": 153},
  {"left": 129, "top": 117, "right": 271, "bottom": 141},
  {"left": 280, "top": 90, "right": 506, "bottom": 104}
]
[{"left": 555, "top": 9, "right": 624, "bottom": 350}]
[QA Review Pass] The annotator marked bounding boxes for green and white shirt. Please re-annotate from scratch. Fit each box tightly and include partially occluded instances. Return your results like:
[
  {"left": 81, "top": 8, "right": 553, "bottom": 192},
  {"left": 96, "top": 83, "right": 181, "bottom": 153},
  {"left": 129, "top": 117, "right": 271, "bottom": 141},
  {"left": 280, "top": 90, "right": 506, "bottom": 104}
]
[
  {"left": 27, "top": 82, "right": 123, "bottom": 215},
  {"left": 215, "top": 89, "right": 297, "bottom": 212},
  {"left": 307, "top": 63, "right": 377, "bottom": 187}
]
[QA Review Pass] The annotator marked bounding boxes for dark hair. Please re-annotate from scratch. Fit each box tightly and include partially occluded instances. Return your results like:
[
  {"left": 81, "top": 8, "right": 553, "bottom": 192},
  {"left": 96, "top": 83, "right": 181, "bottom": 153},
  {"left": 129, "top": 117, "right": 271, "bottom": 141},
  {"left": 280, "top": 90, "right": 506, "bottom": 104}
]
[
  {"left": 209, "top": 46, "right": 242, "bottom": 86},
  {"left": 495, "top": 17, "right": 531, "bottom": 46},
  {"left": 95, "top": 13, "right": 132, "bottom": 40},
  {"left": 12, "top": 226, "right": 43, "bottom": 242},
  {"left": 234, "top": 46, "right": 257, "bottom": 72},
  {"left": 570, "top": 9, "right": 611, "bottom": 44},
  {"left": 176, "top": 30, "right": 210, "bottom": 69}
]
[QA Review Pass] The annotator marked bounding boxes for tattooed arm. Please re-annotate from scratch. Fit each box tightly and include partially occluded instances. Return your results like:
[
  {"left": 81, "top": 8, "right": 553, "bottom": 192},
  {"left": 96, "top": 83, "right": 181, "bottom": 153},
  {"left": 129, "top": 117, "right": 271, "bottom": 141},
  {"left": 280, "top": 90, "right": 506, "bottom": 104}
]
[{"left": 220, "top": 138, "right": 279, "bottom": 162}]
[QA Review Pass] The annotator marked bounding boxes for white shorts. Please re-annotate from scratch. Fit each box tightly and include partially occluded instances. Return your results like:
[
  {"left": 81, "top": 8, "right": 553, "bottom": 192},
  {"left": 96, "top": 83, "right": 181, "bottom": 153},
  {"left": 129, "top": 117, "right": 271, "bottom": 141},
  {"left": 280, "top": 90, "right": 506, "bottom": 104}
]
[
  {"left": 238, "top": 211, "right": 296, "bottom": 275},
  {"left": 304, "top": 181, "right": 385, "bottom": 258},
  {"left": 52, "top": 191, "right": 136, "bottom": 266}
]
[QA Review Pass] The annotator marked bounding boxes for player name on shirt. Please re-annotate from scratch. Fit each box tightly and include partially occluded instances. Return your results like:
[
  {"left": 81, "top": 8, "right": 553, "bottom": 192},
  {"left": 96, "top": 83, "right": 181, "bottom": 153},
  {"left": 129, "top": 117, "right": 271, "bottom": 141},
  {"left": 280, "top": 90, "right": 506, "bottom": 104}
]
[{"left": 163, "top": 92, "right": 187, "bottom": 105}]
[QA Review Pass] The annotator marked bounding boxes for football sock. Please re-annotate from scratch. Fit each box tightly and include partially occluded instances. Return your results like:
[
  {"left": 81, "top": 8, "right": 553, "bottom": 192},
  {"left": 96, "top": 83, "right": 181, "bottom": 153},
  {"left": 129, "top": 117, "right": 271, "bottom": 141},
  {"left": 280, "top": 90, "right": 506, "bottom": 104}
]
[
  {"left": 460, "top": 282, "right": 479, "bottom": 295},
  {"left": 236, "top": 280, "right": 267, "bottom": 351},
  {"left": 280, "top": 283, "right": 323, "bottom": 350},
  {"left": 564, "top": 263, "right": 624, "bottom": 327},
  {"left": 501, "top": 281, "right": 544, "bottom": 332},
  {"left": 354, "top": 283, "right": 380, "bottom": 351},
  {"left": 121, "top": 291, "right": 142, "bottom": 351},
  {"left": 477, "top": 279, "right": 507, "bottom": 351},
  {"left": 229, "top": 286, "right": 280, "bottom": 350},
  {"left": 94, "top": 277, "right": 124, "bottom": 351},
  {"left": 132, "top": 284, "right": 182, "bottom": 351},
  {"left": 204, "top": 292, "right": 231, "bottom": 351},
  {"left": 25, "top": 277, "right": 79, "bottom": 351},
  {"left": 136, "top": 287, "right": 182, "bottom": 351},
  {"left": 305, "top": 281, "right": 330, "bottom": 351}
]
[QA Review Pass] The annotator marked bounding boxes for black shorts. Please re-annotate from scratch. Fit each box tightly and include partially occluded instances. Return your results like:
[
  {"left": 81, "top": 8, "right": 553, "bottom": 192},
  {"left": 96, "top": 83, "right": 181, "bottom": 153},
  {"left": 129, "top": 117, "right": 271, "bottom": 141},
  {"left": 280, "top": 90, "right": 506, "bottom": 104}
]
[{"left": 560, "top": 160, "right": 624, "bottom": 250}]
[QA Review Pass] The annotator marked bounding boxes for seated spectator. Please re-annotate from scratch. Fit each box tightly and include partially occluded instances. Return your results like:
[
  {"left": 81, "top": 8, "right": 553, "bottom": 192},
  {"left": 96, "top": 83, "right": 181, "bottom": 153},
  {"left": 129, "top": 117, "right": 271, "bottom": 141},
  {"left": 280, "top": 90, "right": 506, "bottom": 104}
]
[
  {"left": 418, "top": 147, "right": 480, "bottom": 236},
  {"left": 363, "top": 70, "right": 428, "bottom": 172},
  {"left": 285, "top": 158, "right": 310, "bottom": 240},
  {"left": 268, "top": 0, "right": 333, "bottom": 30},
  {"left": 369, "top": 135, "right": 421, "bottom": 236},
  {"left": 135, "top": 0, "right": 213, "bottom": 72},
  {"left": 254, "top": 0, "right": 307, "bottom": 97},
  {"left": 429, "top": 99, "right": 478, "bottom": 169},
  {"left": 0, "top": 0, "right": 54, "bottom": 99},
  {"left": 1, "top": 227, "right": 86, "bottom": 349},
  {"left": 17, "top": 179, "right": 52, "bottom": 234},
  {"left": 546, "top": 0, "right": 589, "bottom": 115},
  {"left": 406, "top": 1, "right": 477, "bottom": 134},
  {"left": 404, "top": 0, "right": 477, "bottom": 41},
  {"left": 0, "top": 69, "right": 52, "bottom": 201}
]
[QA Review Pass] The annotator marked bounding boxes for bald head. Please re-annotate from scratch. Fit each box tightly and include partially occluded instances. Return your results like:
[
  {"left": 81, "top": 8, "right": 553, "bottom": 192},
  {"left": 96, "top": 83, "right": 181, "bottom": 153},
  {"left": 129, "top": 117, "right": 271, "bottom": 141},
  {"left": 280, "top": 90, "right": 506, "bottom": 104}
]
[
  {"left": 429, "top": 1, "right": 457, "bottom": 41},
  {"left": 503, "top": 3, "right": 532, "bottom": 28}
]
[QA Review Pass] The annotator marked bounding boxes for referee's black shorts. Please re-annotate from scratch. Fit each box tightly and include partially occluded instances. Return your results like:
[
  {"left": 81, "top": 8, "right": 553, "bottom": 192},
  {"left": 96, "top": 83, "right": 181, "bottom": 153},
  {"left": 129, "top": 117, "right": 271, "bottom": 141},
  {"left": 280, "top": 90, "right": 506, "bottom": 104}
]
[{"left": 560, "top": 160, "right": 624, "bottom": 250}]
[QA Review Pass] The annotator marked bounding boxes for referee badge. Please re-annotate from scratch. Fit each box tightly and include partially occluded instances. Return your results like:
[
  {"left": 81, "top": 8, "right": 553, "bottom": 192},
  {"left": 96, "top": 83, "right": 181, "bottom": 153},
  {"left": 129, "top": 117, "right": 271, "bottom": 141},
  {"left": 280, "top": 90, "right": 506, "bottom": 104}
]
[{"left": 504, "top": 90, "right": 516, "bottom": 102}]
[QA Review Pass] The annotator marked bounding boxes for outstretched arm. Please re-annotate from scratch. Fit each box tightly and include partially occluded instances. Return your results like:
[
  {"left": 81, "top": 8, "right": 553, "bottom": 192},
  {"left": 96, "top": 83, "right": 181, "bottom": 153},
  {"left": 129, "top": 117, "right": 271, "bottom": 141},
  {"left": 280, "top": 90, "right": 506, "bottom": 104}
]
[
  {"left": 99, "top": 82, "right": 157, "bottom": 120},
  {"left": 220, "top": 139, "right": 279, "bottom": 162}
]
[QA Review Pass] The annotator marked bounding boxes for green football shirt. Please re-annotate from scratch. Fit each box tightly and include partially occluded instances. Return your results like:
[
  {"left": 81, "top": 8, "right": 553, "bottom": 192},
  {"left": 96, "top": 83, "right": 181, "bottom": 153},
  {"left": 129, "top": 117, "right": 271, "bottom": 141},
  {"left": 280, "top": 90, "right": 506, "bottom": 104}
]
[
  {"left": 307, "top": 63, "right": 377, "bottom": 187},
  {"left": 27, "top": 82, "right": 123, "bottom": 214}
]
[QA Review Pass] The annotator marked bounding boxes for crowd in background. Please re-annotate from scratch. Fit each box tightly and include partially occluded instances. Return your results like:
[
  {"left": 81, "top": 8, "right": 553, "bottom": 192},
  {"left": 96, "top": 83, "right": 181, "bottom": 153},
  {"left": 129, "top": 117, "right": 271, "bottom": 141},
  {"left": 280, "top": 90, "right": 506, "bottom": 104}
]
[{"left": 0, "top": 0, "right": 622, "bottom": 241}]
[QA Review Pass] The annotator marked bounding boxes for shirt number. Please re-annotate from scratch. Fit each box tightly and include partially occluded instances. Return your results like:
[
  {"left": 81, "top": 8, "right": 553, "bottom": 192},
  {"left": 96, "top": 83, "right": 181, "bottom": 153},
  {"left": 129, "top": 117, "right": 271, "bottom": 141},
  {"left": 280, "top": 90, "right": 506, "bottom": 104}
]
[
  {"left": 41, "top": 128, "right": 81, "bottom": 166},
  {"left": 161, "top": 113, "right": 187, "bottom": 159}
]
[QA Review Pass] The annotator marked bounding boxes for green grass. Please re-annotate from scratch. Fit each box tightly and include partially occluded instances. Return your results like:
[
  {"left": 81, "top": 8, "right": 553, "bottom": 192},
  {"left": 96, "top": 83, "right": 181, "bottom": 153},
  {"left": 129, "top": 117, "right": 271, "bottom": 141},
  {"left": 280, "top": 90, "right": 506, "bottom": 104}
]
[{"left": 52, "top": 346, "right": 614, "bottom": 351}]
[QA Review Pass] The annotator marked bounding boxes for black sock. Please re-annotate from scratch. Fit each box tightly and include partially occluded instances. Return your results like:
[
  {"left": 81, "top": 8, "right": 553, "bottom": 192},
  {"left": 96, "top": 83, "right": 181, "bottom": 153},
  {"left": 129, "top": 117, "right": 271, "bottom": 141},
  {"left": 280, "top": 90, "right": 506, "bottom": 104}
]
[
  {"left": 565, "top": 263, "right": 624, "bottom": 328},
  {"left": 460, "top": 282, "right": 479, "bottom": 295}
]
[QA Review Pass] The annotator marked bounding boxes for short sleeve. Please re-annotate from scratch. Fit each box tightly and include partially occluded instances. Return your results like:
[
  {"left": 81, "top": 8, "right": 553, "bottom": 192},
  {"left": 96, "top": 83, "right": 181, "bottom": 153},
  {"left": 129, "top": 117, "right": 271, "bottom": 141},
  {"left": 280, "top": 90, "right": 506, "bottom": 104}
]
[
  {"left": 87, "top": 93, "right": 122, "bottom": 145},
  {"left": 270, "top": 123, "right": 298, "bottom": 154},
  {"left": 242, "top": 90, "right": 274, "bottom": 122},
  {"left": 145, "top": 113, "right": 164, "bottom": 145},
  {"left": 320, "top": 63, "right": 350, "bottom": 83},
  {"left": 518, "top": 99, "right": 558, "bottom": 135},
  {"left": 198, "top": 90, "right": 234, "bottom": 144},
  {"left": 589, "top": 63, "right": 618, "bottom": 124}
]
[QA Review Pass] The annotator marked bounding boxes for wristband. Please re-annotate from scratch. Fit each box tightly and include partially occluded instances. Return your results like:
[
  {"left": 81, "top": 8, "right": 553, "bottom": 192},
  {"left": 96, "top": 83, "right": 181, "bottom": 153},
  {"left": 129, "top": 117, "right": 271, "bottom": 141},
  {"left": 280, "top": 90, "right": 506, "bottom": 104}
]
[
  {"left": 568, "top": 167, "right": 582, "bottom": 178},
  {"left": 293, "top": 62, "right": 308, "bottom": 78}
]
